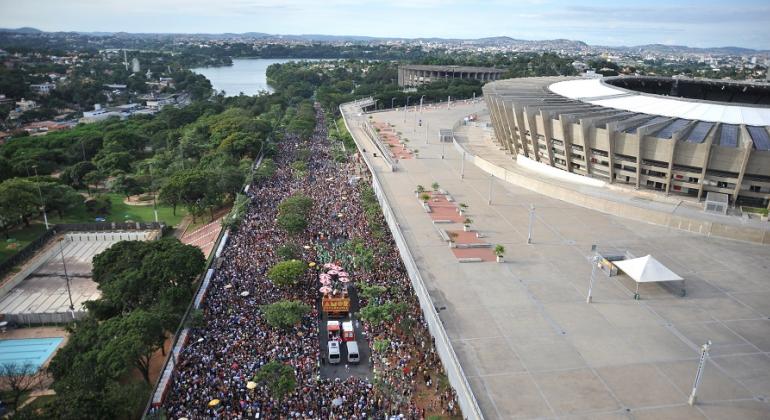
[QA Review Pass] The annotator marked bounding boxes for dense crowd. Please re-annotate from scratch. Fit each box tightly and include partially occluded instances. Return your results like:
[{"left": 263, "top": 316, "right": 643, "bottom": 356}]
[{"left": 161, "top": 104, "right": 459, "bottom": 419}]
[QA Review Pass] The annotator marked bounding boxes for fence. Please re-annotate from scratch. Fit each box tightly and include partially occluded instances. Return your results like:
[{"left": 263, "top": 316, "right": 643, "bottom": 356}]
[{"left": 340, "top": 100, "right": 484, "bottom": 420}]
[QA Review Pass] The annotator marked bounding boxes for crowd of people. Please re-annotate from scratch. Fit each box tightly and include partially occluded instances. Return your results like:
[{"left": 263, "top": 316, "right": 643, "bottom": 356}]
[{"left": 161, "top": 104, "right": 460, "bottom": 419}]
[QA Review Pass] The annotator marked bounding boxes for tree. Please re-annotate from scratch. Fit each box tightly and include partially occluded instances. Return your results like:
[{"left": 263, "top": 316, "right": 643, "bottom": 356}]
[
  {"left": 94, "top": 151, "right": 132, "bottom": 175},
  {"left": 266, "top": 259, "right": 306, "bottom": 287},
  {"left": 89, "top": 239, "right": 205, "bottom": 317},
  {"left": 0, "top": 178, "right": 40, "bottom": 228},
  {"left": 358, "top": 283, "right": 387, "bottom": 301},
  {"left": 83, "top": 170, "right": 107, "bottom": 194},
  {"left": 359, "top": 301, "right": 407, "bottom": 326},
  {"left": 84, "top": 194, "right": 111, "bottom": 215},
  {"left": 260, "top": 300, "right": 311, "bottom": 330},
  {"left": 276, "top": 242, "right": 302, "bottom": 260},
  {"left": 277, "top": 193, "right": 313, "bottom": 235},
  {"left": 98, "top": 310, "right": 165, "bottom": 384},
  {"left": 160, "top": 169, "right": 215, "bottom": 222},
  {"left": 39, "top": 181, "right": 82, "bottom": 218},
  {"left": 431, "top": 182, "right": 440, "bottom": 192},
  {"left": 0, "top": 361, "right": 45, "bottom": 411},
  {"left": 253, "top": 361, "right": 297, "bottom": 401},
  {"left": 61, "top": 161, "right": 97, "bottom": 189},
  {"left": 111, "top": 174, "right": 143, "bottom": 199}
]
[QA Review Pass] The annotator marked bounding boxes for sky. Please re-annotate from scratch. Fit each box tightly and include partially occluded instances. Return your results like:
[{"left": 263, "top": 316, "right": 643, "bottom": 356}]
[{"left": 1, "top": 0, "right": 769, "bottom": 50}]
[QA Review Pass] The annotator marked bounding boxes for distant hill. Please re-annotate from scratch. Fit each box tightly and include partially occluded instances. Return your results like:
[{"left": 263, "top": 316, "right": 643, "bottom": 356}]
[
  {"left": 0, "top": 27, "right": 43, "bottom": 34},
  {"left": 0, "top": 28, "right": 765, "bottom": 55}
]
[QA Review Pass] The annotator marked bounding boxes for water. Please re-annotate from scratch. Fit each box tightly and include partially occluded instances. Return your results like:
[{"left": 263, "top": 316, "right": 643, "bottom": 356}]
[
  {"left": 192, "top": 58, "right": 313, "bottom": 97},
  {"left": 0, "top": 337, "right": 63, "bottom": 371}
]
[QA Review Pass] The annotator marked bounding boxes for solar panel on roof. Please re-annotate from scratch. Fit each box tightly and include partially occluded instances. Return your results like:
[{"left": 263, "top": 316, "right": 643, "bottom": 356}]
[
  {"left": 656, "top": 119, "right": 690, "bottom": 139},
  {"left": 720, "top": 124, "right": 739, "bottom": 147},
  {"left": 686, "top": 121, "right": 713, "bottom": 143},
  {"left": 747, "top": 126, "right": 770, "bottom": 151}
]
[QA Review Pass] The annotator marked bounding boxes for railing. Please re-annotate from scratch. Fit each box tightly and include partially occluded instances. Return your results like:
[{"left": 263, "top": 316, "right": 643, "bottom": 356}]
[
  {"left": 340, "top": 100, "right": 484, "bottom": 420},
  {"left": 360, "top": 118, "right": 397, "bottom": 171}
]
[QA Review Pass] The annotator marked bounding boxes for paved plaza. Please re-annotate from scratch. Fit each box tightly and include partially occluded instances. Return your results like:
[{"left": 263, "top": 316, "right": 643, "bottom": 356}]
[
  {"left": 343, "top": 101, "right": 770, "bottom": 419},
  {"left": 0, "top": 231, "right": 157, "bottom": 321}
]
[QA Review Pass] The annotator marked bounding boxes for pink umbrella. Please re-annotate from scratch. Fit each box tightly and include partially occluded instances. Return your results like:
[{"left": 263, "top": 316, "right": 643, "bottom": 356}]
[
  {"left": 338, "top": 277, "right": 350, "bottom": 284},
  {"left": 338, "top": 271, "right": 349, "bottom": 278},
  {"left": 323, "top": 263, "right": 334, "bottom": 269},
  {"left": 319, "top": 274, "right": 331, "bottom": 281},
  {"left": 319, "top": 286, "right": 332, "bottom": 294},
  {"left": 320, "top": 278, "right": 332, "bottom": 286},
  {"left": 328, "top": 269, "right": 339, "bottom": 276}
]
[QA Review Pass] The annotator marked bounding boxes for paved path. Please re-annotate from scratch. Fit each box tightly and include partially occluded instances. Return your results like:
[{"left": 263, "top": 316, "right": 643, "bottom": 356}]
[{"left": 343, "top": 101, "right": 770, "bottom": 420}]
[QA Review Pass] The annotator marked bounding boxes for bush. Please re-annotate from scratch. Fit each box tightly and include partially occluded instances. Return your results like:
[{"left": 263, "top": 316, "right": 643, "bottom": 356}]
[
  {"left": 85, "top": 194, "right": 112, "bottom": 214},
  {"left": 267, "top": 259, "right": 306, "bottom": 287}
]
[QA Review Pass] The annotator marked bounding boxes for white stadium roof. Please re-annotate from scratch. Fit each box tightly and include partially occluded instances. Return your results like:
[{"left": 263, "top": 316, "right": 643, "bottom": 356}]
[{"left": 549, "top": 79, "right": 770, "bottom": 126}]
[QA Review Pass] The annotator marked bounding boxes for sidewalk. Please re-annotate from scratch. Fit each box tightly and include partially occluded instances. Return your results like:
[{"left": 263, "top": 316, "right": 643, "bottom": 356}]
[{"left": 343, "top": 102, "right": 770, "bottom": 420}]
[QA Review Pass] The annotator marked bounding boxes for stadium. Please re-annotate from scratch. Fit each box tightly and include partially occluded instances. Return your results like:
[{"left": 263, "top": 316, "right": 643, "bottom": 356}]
[{"left": 483, "top": 76, "right": 770, "bottom": 208}]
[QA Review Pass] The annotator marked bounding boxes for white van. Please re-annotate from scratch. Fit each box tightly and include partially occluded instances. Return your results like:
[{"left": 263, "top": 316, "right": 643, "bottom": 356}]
[
  {"left": 328, "top": 341, "right": 341, "bottom": 364},
  {"left": 346, "top": 341, "right": 360, "bottom": 364}
]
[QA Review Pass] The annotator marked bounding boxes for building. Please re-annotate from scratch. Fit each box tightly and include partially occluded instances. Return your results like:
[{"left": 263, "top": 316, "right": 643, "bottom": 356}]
[
  {"left": 398, "top": 64, "right": 504, "bottom": 87},
  {"left": 80, "top": 103, "right": 141, "bottom": 123},
  {"left": 30, "top": 82, "right": 56, "bottom": 95},
  {"left": 142, "top": 93, "right": 178, "bottom": 110},
  {"left": 483, "top": 76, "right": 770, "bottom": 207},
  {"left": 131, "top": 57, "right": 141, "bottom": 73},
  {"left": 15, "top": 98, "right": 37, "bottom": 111}
]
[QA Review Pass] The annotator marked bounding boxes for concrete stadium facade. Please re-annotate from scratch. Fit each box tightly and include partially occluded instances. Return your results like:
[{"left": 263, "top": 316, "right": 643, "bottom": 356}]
[
  {"left": 483, "top": 76, "right": 770, "bottom": 207},
  {"left": 398, "top": 64, "right": 504, "bottom": 87}
]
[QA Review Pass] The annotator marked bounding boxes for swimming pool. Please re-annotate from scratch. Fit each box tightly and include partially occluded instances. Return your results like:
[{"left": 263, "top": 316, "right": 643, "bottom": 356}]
[{"left": 0, "top": 337, "right": 63, "bottom": 371}]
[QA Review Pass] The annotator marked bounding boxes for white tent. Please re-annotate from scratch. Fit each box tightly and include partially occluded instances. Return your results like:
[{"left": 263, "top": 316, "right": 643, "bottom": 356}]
[
  {"left": 613, "top": 255, "right": 684, "bottom": 299},
  {"left": 614, "top": 255, "right": 683, "bottom": 283}
]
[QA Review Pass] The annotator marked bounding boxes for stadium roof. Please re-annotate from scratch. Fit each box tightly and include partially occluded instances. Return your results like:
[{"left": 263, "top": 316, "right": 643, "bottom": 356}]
[{"left": 548, "top": 79, "right": 770, "bottom": 126}]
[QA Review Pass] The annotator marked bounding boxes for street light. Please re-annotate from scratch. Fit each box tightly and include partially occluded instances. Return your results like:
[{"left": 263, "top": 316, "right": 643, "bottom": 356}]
[
  {"left": 586, "top": 255, "right": 601, "bottom": 303},
  {"left": 58, "top": 237, "right": 75, "bottom": 315},
  {"left": 527, "top": 204, "right": 535, "bottom": 244},
  {"left": 403, "top": 96, "right": 411, "bottom": 122},
  {"left": 32, "top": 165, "right": 49, "bottom": 230},
  {"left": 391, "top": 97, "right": 396, "bottom": 109}
]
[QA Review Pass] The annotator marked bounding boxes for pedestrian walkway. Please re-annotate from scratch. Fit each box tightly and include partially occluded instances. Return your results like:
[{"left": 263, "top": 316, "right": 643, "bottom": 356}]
[{"left": 342, "top": 100, "right": 770, "bottom": 420}]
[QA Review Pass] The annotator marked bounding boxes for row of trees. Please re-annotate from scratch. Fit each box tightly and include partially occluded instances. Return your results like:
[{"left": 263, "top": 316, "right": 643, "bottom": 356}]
[{"left": 11, "top": 239, "right": 205, "bottom": 419}]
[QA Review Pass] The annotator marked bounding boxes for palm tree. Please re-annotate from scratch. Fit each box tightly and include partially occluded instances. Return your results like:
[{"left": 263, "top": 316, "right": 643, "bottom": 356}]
[
  {"left": 431, "top": 182, "right": 440, "bottom": 192},
  {"left": 463, "top": 217, "right": 473, "bottom": 231},
  {"left": 448, "top": 231, "right": 459, "bottom": 248},
  {"left": 458, "top": 202, "right": 468, "bottom": 214}
]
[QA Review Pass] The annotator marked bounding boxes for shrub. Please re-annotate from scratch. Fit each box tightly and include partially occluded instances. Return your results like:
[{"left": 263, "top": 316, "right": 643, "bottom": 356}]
[
  {"left": 267, "top": 259, "right": 307, "bottom": 287},
  {"left": 85, "top": 194, "right": 112, "bottom": 214},
  {"left": 261, "top": 300, "right": 311, "bottom": 330}
]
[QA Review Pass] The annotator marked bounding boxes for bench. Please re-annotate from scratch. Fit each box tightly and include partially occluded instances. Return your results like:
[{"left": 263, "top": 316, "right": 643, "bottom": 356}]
[{"left": 458, "top": 258, "right": 483, "bottom": 263}]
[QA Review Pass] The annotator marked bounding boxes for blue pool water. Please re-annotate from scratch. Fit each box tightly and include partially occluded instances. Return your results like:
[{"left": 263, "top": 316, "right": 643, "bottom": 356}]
[{"left": 0, "top": 337, "right": 63, "bottom": 371}]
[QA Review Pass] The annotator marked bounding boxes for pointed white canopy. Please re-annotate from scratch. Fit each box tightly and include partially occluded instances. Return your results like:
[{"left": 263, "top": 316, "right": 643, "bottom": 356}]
[{"left": 613, "top": 255, "right": 683, "bottom": 283}]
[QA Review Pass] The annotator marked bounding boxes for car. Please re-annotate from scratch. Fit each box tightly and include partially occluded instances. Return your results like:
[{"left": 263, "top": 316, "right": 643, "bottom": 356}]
[
  {"left": 346, "top": 341, "right": 360, "bottom": 364},
  {"left": 328, "top": 341, "right": 341, "bottom": 364}
]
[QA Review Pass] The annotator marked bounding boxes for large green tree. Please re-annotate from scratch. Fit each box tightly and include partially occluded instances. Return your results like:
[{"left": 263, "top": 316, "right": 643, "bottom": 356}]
[
  {"left": 253, "top": 361, "right": 297, "bottom": 401},
  {"left": 266, "top": 259, "right": 307, "bottom": 287},
  {"left": 0, "top": 178, "right": 40, "bottom": 229},
  {"left": 261, "top": 300, "right": 311, "bottom": 330}
]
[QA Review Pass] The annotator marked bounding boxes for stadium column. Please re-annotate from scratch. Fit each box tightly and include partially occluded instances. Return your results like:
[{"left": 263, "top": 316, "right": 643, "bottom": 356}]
[
  {"left": 512, "top": 104, "right": 530, "bottom": 159},
  {"left": 733, "top": 125, "right": 754, "bottom": 203},
  {"left": 579, "top": 118, "right": 594, "bottom": 176},
  {"left": 499, "top": 99, "right": 520, "bottom": 155},
  {"left": 559, "top": 116, "right": 574, "bottom": 173},
  {"left": 697, "top": 127, "right": 718, "bottom": 200},
  {"left": 606, "top": 122, "right": 619, "bottom": 185},
  {"left": 524, "top": 107, "right": 541, "bottom": 162},
  {"left": 539, "top": 109, "right": 556, "bottom": 166},
  {"left": 664, "top": 132, "right": 679, "bottom": 195}
]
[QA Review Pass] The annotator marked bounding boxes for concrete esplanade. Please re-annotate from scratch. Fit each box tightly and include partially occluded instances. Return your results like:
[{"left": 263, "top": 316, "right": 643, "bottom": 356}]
[
  {"left": 483, "top": 76, "right": 770, "bottom": 208},
  {"left": 398, "top": 64, "right": 504, "bottom": 87}
]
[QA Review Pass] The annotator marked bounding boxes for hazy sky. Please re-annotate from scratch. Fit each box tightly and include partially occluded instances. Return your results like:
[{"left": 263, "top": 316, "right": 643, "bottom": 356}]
[{"left": 1, "top": 0, "right": 769, "bottom": 49}]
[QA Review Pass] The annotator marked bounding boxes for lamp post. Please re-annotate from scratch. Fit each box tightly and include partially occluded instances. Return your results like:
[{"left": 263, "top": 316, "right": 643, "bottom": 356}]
[
  {"left": 688, "top": 340, "right": 712, "bottom": 406},
  {"left": 403, "top": 96, "right": 411, "bottom": 122},
  {"left": 487, "top": 175, "right": 493, "bottom": 205},
  {"left": 460, "top": 151, "right": 465, "bottom": 179},
  {"left": 58, "top": 237, "right": 75, "bottom": 314},
  {"left": 391, "top": 97, "right": 396, "bottom": 109},
  {"left": 527, "top": 204, "right": 535, "bottom": 244},
  {"left": 32, "top": 165, "right": 49, "bottom": 230},
  {"left": 171, "top": 337, "right": 205, "bottom": 371},
  {"left": 586, "top": 255, "right": 601, "bottom": 303}
]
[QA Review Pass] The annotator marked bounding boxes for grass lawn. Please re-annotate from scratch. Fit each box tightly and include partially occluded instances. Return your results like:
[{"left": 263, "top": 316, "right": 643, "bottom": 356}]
[
  {"left": 0, "top": 224, "right": 48, "bottom": 264},
  {"left": 0, "top": 193, "right": 187, "bottom": 264},
  {"left": 53, "top": 193, "right": 187, "bottom": 227}
]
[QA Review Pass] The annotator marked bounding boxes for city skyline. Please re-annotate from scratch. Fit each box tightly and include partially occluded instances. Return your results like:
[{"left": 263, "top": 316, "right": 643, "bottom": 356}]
[{"left": 1, "top": 0, "right": 769, "bottom": 50}]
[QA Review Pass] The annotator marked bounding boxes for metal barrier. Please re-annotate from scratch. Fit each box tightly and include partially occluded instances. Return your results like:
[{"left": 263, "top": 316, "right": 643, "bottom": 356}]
[
  {"left": 360, "top": 118, "right": 397, "bottom": 171},
  {"left": 340, "top": 101, "right": 484, "bottom": 420}
]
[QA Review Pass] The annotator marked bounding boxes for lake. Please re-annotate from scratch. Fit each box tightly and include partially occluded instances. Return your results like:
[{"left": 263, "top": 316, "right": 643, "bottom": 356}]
[{"left": 191, "top": 58, "right": 313, "bottom": 97}]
